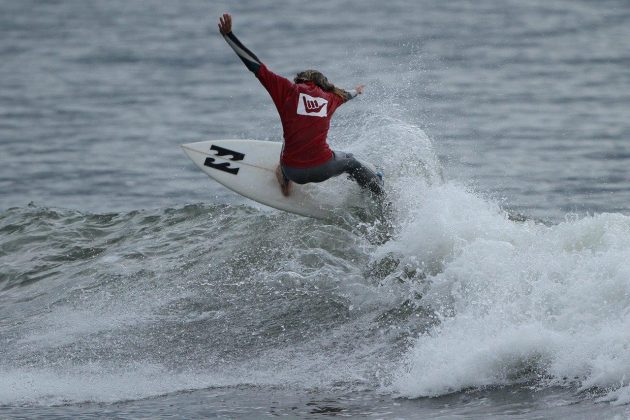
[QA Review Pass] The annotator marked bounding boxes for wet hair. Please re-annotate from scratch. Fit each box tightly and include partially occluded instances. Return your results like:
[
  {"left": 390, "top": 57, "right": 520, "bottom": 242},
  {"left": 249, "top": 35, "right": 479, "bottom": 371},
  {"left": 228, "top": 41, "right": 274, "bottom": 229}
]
[{"left": 294, "top": 70, "right": 348, "bottom": 99}]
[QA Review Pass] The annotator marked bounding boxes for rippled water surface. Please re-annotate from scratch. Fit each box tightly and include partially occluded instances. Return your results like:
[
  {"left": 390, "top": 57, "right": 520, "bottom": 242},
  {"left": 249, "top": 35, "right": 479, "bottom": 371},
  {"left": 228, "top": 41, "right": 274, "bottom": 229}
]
[{"left": 1, "top": 0, "right": 629, "bottom": 418}]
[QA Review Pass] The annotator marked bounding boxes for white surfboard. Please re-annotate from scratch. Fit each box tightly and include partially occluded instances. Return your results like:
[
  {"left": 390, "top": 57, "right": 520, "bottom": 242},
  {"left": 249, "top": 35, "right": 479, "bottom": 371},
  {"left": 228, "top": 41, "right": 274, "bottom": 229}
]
[{"left": 181, "top": 139, "right": 376, "bottom": 219}]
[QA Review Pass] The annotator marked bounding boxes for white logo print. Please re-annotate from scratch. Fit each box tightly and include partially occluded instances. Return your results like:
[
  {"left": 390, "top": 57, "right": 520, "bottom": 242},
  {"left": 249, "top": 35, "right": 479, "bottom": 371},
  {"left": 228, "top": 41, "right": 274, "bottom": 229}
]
[{"left": 297, "top": 93, "right": 328, "bottom": 117}]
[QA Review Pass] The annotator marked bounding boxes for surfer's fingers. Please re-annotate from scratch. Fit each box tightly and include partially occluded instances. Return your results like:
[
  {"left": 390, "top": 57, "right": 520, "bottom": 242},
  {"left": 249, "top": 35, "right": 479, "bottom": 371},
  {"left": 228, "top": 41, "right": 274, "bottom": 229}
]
[{"left": 218, "top": 14, "right": 232, "bottom": 34}]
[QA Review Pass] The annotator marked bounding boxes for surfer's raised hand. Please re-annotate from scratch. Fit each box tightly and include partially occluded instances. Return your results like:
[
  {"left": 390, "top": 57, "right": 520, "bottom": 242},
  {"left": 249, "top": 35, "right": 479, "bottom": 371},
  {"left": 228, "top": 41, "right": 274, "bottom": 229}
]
[
  {"left": 355, "top": 85, "right": 365, "bottom": 94},
  {"left": 219, "top": 13, "right": 263, "bottom": 74},
  {"left": 218, "top": 13, "right": 232, "bottom": 35}
]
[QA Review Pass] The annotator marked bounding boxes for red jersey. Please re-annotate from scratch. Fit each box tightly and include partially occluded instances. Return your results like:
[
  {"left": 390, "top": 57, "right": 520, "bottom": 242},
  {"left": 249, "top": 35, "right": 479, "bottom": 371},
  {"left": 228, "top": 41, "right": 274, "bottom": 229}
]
[{"left": 255, "top": 64, "right": 346, "bottom": 168}]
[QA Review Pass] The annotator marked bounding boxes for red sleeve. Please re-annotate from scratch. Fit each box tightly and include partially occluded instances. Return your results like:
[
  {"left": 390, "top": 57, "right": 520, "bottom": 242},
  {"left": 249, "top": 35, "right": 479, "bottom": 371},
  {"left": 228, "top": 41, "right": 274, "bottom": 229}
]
[
  {"left": 319, "top": 90, "right": 346, "bottom": 117},
  {"left": 328, "top": 91, "right": 347, "bottom": 111},
  {"left": 255, "top": 64, "right": 294, "bottom": 110}
]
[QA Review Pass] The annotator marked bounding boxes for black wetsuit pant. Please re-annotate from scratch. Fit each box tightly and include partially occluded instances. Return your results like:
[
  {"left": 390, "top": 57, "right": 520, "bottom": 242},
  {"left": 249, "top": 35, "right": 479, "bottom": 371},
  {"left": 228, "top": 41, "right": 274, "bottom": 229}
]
[{"left": 281, "top": 151, "right": 384, "bottom": 196}]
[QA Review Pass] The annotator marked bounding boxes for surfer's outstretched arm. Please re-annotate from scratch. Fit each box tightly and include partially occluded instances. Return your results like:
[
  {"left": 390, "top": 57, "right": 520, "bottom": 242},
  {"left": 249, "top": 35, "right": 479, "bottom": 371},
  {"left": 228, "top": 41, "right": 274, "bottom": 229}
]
[
  {"left": 218, "top": 13, "right": 261, "bottom": 74},
  {"left": 218, "top": 13, "right": 293, "bottom": 110},
  {"left": 342, "top": 85, "right": 364, "bottom": 102}
]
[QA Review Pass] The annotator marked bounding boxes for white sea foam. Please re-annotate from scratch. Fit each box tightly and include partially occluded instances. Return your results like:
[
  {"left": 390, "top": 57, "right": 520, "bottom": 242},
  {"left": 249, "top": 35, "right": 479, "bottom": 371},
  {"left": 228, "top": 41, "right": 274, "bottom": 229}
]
[
  {"left": 384, "top": 176, "right": 630, "bottom": 403},
  {"left": 0, "top": 364, "right": 240, "bottom": 406},
  {"left": 348, "top": 116, "right": 630, "bottom": 404}
]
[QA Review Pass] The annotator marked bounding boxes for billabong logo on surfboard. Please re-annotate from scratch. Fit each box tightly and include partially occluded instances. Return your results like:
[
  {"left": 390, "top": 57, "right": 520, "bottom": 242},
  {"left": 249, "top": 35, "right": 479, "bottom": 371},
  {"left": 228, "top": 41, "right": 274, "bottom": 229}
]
[
  {"left": 297, "top": 93, "right": 328, "bottom": 117},
  {"left": 203, "top": 144, "right": 245, "bottom": 175}
]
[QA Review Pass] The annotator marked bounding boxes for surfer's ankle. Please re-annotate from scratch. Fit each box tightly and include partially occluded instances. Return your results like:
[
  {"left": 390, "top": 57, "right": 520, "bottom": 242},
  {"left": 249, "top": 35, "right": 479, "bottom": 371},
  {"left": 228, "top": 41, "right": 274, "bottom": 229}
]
[
  {"left": 281, "top": 182, "right": 291, "bottom": 196},
  {"left": 275, "top": 165, "right": 291, "bottom": 197}
]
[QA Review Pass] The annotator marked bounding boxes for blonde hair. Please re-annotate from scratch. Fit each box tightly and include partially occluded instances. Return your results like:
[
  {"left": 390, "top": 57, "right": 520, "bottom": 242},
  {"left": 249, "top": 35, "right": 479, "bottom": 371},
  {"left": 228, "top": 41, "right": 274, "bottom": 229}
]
[{"left": 294, "top": 70, "right": 347, "bottom": 100}]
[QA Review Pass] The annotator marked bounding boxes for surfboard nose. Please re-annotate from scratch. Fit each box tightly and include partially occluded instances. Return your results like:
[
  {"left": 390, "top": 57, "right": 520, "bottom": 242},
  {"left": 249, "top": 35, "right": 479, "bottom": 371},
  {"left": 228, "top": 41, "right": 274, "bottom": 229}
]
[{"left": 181, "top": 141, "right": 209, "bottom": 155}]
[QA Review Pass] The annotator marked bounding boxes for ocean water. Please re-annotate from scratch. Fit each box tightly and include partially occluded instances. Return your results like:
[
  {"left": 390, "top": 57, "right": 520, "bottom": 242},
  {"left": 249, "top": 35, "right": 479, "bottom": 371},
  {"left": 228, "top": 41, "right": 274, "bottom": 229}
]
[{"left": 1, "top": 0, "right": 629, "bottom": 418}]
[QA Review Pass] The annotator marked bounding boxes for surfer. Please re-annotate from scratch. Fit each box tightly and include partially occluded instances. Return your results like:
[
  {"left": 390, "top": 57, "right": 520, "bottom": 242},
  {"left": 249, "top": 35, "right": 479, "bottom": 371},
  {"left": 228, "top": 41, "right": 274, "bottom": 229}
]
[{"left": 218, "top": 13, "right": 384, "bottom": 197}]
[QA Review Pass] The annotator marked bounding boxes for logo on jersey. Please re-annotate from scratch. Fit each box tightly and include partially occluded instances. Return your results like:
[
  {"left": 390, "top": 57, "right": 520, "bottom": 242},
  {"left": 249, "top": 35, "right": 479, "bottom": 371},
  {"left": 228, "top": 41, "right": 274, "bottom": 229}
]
[{"left": 297, "top": 93, "right": 328, "bottom": 117}]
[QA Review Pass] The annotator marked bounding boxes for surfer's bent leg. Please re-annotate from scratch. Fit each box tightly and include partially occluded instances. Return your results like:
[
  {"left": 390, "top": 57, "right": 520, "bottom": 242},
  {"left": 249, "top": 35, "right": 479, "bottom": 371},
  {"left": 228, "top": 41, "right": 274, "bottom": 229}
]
[
  {"left": 282, "top": 152, "right": 384, "bottom": 196},
  {"left": 336, "top": 152, "right": 384, "bottom": 196}
]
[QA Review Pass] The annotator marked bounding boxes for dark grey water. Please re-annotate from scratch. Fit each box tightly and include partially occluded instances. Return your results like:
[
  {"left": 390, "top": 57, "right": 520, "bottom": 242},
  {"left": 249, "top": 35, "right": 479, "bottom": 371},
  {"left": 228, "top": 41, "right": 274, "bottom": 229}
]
[{"left": 1, "top": 0, "right": 629, "bottom": 418}]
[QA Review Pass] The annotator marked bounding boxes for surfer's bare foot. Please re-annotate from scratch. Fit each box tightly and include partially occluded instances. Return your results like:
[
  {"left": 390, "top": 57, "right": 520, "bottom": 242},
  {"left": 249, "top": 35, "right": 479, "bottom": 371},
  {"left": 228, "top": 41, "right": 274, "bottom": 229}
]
[{"left": 275, "top": 165, "right": 291, "bottom": 197}]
